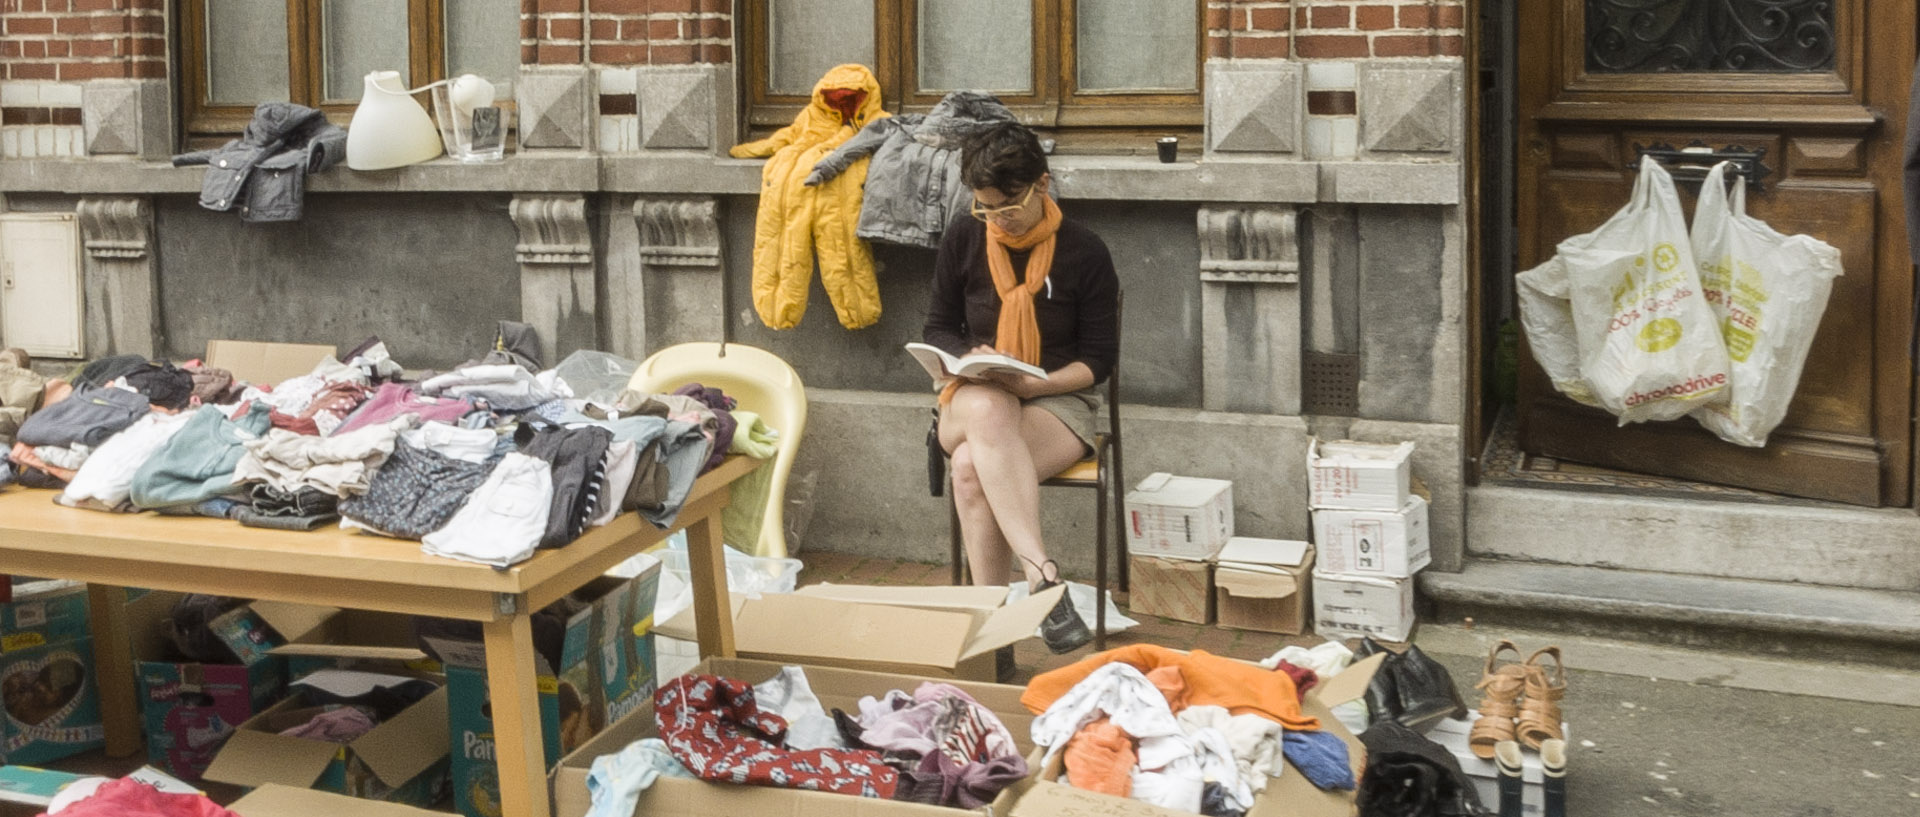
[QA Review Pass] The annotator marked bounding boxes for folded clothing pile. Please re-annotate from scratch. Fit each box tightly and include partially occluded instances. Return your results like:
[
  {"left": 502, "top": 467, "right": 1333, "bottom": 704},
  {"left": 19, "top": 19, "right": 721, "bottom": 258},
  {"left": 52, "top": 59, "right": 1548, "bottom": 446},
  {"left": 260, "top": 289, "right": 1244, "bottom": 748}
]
[{"left": 1021, "top": 644, "right": 1355, "bottom": 817}]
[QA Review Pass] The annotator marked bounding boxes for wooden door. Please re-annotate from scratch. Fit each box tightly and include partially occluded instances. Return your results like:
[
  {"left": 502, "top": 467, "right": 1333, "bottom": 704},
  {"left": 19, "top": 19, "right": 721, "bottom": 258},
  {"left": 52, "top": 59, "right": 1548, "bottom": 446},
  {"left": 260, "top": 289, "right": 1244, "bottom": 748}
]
[{"left": 1515, "top": 1, "right": 1915, "bottom": 506}]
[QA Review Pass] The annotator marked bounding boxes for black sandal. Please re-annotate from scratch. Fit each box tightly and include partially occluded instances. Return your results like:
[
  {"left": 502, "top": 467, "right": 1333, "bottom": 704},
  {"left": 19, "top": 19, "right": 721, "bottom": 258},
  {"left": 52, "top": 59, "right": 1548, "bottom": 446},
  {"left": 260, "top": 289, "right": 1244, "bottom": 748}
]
[{"left": 1027, "top": 558, "right": 1091, "bottom": 654}]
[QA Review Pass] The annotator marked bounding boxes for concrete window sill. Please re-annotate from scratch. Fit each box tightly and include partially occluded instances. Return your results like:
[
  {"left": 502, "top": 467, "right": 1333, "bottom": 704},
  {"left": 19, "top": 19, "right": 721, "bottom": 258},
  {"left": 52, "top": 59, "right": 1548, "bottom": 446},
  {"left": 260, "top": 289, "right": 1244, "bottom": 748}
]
[{"left": 2, "top": 152, "right": 1459, "bottom": 205}]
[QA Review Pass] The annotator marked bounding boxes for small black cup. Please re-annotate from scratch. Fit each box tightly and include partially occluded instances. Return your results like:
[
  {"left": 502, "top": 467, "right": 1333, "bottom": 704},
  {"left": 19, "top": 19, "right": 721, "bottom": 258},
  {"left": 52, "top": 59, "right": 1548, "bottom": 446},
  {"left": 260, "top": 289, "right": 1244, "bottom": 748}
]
[{"left": 1156, "top": 136, "right": 1179, "bottom": 163}]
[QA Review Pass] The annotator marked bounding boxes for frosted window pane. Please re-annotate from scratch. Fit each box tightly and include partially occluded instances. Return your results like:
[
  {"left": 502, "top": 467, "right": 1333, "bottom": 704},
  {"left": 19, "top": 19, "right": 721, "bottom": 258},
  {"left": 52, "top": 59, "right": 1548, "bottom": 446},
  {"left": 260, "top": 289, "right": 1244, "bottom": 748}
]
[
  {"left": 1077, "top": 0, "right": 1196, "bottom": 92},
  {"left": 323, "top": 0, "right": 411, "bottom": 103},
  {"left": 206, "top": 0, "right": 289, "bottom": 105},
  {"left": 769, "top": 0, "right": 875, "bottom": 95},
  {"left": 919, "top": 0, "right": 1031, "bottom": 94},
  {"left": 446, "top": 0, "right": 521, "bottom": 99}
]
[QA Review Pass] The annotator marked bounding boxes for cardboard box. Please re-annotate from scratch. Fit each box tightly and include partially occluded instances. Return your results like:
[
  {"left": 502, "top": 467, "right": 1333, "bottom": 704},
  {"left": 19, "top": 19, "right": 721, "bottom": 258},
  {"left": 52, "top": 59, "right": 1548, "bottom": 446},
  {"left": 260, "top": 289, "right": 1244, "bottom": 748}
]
[
  {"left": 728, "top": 584, "right": 1064, "bottom": 682},
  {"left": 204, "top": 672, "right": 450, "bottom": 807},
  {"left": 1429, "top": 717, "right": 1563, "bottom": 817},
  {"left": 420, "top": 571, "right": 661, "bottom": 817},
  {"left": 0, "top": 636, "right": 103, "bottom": 765},
  {"left": 128, "top": 591, "right": 340, "bottom": 780},
  {"left": 1213, "top": 538, "right": 1315, "bottom": 635},
  {"left": 1312, "top": 570, "right": 1416, "bottom": 642},
  {"left": 231, "top": 783, "right": 452, "bottom": 817},
  {"left": 0, "top": 581, "right": 91, "bottom": 654},
  {"left": 204, "top": 339, "right": 336, "bottom": 387},
  {"left": 1009, "top": 652, "right": 1384, "bottom": 817},
  {"left": 1312, "top": 496, "right": 1432, "bottom": 578},
  {"left": 1308, "top": 439, "right": 1415, "bottom": 511},
  {"left": 549, "top": 656, "right": 1042, "bottom": 817},
  {"left": 1127, "top": 555, "right": 1214, "bottom": 624},
  {"left": 1125, "top": 472, "right": 1234, "bottom": 560}
]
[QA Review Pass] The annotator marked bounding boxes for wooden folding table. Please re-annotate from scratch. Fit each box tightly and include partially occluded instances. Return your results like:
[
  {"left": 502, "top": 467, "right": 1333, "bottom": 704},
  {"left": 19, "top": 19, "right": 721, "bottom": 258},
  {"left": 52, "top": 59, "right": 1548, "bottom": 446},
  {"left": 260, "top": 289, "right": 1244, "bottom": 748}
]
[{"left": 0, "top": 454, "right": 754, "bottom": 817}]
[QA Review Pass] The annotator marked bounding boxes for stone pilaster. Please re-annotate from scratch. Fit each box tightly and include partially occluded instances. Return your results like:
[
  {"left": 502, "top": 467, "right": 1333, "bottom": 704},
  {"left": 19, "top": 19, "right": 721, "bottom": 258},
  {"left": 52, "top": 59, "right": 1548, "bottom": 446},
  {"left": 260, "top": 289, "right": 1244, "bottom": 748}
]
[
  {"left": 75, "top": 196, "right": 158, "bottom": 358},
  {"left": 610, "top": 196, "right": 725, "bottom": 355},
  {"left": 509, "top": 195, "right": 595, "bottom": 365},
  {"left": 1198, "top": 205, "right": 1301, "bottom": 414}
]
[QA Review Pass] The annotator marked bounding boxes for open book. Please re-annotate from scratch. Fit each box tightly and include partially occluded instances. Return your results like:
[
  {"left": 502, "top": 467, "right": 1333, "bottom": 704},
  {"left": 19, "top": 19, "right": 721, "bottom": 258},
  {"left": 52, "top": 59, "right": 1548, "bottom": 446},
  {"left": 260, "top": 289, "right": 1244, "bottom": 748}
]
[{"left": 905, "top": 342, "right": 1047, "bottom": 382}]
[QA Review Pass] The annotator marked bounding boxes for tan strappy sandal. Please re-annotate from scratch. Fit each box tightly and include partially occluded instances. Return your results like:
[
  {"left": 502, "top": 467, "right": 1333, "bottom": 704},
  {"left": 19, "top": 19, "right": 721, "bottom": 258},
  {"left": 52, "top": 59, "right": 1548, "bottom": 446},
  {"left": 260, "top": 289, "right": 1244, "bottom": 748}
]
[
  {"left": 1469, "top": 639, "right": 1527, "bottom": 759},
  {"left": 1517, "top": 645, "right": 1567, "bottom": 750}
]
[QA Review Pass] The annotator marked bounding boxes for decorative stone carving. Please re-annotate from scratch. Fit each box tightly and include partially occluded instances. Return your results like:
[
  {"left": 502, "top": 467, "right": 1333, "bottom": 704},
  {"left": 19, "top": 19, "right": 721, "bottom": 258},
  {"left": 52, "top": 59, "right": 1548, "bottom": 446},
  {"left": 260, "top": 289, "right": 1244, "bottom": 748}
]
[
  {"left": 82, "top": 79, "right": 168, "bottom": 159},
  {"left": 75, "top": 197, "right": 157, "bottom": 357},
  {"left": 638, "top": 198, "right": 721, "bottom": 266},
  {"left": 1197, "top": 205, "right": 1302, "bottom": 414},
  {"left": 516, "top": 67, "right": 591, "bottom": 150},
  {"left": 509, "top": 195, "right": 592, "bottom": 266},
  {"left": 1359, "top": 64, "right": 1459, "bottom": 154},
  {"left": 77, "top": 196, "right": 150, "bottom": 259},
  {"left": 637, "top": 65, "right": 718, "bottom": 151},
  {"left": 1206, "top": 61, "right": 1303, "bottom": 155},
  {"left": 1198, "top": 205, "right": 1299, "bottom": 283},
  {"left": 509, "top": 195, "right": 596, "bottom": 363}
]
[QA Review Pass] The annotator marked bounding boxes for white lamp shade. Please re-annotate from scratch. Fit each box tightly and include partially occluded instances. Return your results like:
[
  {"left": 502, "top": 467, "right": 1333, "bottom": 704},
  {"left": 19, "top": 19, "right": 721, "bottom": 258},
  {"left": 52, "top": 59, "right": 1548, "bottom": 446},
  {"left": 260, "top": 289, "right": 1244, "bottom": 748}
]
[{"left": 346, "top": 70, "right": 443, "bottom": 170}]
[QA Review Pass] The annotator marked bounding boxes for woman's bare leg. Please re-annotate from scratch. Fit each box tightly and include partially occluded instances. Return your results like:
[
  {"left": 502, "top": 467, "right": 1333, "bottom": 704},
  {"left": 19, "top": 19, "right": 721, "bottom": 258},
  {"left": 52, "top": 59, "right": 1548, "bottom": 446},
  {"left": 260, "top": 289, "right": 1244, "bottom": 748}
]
[{"left": 940, "top": 383, "right": 1087, "bottom": 585}]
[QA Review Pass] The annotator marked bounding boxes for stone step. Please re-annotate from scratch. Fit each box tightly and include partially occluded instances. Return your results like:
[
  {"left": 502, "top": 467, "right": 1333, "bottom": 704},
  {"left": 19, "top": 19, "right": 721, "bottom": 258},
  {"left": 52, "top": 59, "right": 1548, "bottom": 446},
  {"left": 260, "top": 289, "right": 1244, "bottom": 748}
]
[
  {"left": 1419, "top": 560, "right": 1920, "bottom": 671},
  {"left": 1466, "top": 483, "right": 1920, "bottom": 590}
]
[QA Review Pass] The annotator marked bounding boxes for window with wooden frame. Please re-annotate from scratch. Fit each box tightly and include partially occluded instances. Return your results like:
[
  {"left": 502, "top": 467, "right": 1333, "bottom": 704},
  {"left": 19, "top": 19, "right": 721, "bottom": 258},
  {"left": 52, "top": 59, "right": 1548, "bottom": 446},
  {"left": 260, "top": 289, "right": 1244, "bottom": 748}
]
[
  {"left": 181, "top": 0, "right": 519, "bottom": 139},
  {"left": 744, "top": 0, "right": 1202, "bottom": 141}
]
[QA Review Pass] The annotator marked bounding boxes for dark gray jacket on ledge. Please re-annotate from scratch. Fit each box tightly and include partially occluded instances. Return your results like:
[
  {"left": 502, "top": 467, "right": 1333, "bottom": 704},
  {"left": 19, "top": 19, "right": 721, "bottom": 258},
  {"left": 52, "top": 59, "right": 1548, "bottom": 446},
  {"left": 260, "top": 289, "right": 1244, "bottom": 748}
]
[
  {"left": 172, "top": 102, "right": 346, "bottom": 223},
  {"left": 806, "top": 91, "right": 1017, "bottom": 249}
]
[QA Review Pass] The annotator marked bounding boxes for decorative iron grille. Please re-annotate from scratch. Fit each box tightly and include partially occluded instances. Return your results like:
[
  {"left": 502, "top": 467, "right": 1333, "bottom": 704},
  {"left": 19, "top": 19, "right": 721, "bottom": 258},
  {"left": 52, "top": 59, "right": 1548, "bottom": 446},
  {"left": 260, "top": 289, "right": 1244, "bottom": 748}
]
[{"left": 1585, "top": 0, "right": 1836, "bottom": 73}]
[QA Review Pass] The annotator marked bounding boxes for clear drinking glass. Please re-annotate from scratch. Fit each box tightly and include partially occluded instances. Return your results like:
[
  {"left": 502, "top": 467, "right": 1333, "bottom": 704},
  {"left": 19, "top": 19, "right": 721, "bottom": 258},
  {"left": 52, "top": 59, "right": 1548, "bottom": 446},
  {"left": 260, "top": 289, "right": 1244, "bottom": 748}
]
[{"left": 430, "top": 79, "right": 507, "bottom": 163}]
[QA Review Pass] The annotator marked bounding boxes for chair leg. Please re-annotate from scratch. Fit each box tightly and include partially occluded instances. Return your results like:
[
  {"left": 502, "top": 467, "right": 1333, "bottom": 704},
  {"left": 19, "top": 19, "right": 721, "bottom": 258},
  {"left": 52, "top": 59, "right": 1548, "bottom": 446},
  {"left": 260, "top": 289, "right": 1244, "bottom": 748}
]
[
  {"left": 948, "top": 492, "right": 965, "bottom": 586},
  {"left": 1112, "top": 442, "right": 1128, "bottom": 593},
  {"left": 1094, "top": 457, "right": 1108, "bottom": 650}
]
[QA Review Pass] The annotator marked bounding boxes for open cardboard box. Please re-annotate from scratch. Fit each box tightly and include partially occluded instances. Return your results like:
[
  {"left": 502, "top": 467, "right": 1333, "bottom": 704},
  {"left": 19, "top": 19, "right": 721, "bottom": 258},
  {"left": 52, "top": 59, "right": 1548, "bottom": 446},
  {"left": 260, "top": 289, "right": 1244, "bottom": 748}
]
[
  {"left": 1008, "top": 652, "right": 1385, "bottom": 817},
  {"left": 717, "top": 583, "right": 1066, "bottom": 682},
  {"left": 203, "top": 670, "right": 450, "bottom": 807},
  {"left": 549, "top": 656, "right": 1041, "bottom": 817},
  {"left": 229, "top": 782, "right": 451, "bottom": 817},
  {"left": 203, "top": 339, "right": 337, "bottom": 387}
]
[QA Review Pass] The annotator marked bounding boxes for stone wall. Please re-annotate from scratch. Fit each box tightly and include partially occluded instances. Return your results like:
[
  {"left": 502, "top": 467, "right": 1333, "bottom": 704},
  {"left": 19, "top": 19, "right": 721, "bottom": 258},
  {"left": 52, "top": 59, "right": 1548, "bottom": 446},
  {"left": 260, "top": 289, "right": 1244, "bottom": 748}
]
[{"left": 0, "top": 1, "right": 1474, "bottom": 573}]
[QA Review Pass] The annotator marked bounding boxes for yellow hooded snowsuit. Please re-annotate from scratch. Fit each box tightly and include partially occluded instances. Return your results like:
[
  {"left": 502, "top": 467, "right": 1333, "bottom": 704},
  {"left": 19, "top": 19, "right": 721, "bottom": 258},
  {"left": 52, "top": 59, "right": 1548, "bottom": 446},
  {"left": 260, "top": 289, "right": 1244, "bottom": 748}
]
[{"left": 730, "top": 64, "right": 888, "bottom": 330}]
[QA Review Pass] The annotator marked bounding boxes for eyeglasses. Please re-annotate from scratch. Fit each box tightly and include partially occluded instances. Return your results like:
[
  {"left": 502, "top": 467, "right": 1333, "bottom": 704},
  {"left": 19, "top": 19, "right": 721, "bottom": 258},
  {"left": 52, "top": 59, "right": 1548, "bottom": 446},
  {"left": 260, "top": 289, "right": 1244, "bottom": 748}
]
[{"left": 969, "top": 185, "right": 1036, "bottom": 222}]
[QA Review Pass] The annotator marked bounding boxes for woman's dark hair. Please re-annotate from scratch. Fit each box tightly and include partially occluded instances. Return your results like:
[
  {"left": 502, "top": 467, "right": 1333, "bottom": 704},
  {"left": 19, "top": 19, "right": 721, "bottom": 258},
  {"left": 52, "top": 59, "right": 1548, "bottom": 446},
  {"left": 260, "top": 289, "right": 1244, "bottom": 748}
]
[{"left": 960, "top": 121, "right": 1048, "bottom": 197}]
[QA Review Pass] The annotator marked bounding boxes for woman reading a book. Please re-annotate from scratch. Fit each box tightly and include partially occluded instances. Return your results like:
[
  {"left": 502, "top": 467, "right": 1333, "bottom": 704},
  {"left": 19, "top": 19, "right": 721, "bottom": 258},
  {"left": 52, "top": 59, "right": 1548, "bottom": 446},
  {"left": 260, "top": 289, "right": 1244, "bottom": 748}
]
[{"left": 923, "top": 121, "right": 1120, "bottom": 657}]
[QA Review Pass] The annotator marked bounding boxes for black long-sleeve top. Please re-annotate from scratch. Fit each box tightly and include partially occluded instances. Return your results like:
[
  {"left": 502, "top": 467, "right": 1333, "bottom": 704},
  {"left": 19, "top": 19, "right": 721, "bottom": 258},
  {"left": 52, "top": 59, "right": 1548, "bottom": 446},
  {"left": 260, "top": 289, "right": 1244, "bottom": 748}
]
[{"left": 922, "top": 214, "right": 1120, "bottom": 383}]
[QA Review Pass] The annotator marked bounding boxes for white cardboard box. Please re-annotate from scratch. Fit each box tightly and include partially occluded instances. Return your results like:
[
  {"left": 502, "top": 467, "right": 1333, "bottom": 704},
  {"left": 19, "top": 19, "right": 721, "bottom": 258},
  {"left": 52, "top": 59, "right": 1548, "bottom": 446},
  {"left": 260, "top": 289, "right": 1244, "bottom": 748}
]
[
  {"left": 1312, "top": 495, "right": 1432, "bottom": 578},
  {"left": 1124, "top": 472, "right": 1234, "bottom": 560},
  {"left": 1429, "top": 717, "right": 1565, "bottom": 817},
  {"left": 1309, "top": 439, "right": 1415, "bottom": 511},
  {"left": 1312, "top": 570, "right": 1416, "bottom": 642}
]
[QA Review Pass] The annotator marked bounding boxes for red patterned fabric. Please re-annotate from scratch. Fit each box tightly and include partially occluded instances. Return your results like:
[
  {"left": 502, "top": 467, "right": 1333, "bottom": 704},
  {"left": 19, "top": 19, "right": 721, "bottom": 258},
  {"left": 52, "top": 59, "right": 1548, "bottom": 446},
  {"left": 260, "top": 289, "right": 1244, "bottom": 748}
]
[
  {"left": 656, "top": 674, "right": 899, "bottom": 798},
  {"left": 39, "top": 778, "right": 238, "bottom": 817}
]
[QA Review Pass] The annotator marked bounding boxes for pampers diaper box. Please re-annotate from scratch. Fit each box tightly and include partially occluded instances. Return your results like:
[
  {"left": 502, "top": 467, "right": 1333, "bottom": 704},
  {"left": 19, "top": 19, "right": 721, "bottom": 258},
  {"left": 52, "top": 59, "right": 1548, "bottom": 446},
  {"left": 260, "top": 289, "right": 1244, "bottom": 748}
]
[
  {"left": 0, "top": 581, "right": 102, "bottom": 765},
  {"left": 425, "top": 567, "right": 660, "bottom": 817}
]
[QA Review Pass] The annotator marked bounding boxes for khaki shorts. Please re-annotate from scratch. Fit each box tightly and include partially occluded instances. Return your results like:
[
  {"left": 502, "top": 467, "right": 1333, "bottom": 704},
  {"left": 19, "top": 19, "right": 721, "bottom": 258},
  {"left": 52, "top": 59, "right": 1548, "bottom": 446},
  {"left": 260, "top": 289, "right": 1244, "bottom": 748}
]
[{"left": 1025, "top": 386, "right": 1100, "bottom": 458}]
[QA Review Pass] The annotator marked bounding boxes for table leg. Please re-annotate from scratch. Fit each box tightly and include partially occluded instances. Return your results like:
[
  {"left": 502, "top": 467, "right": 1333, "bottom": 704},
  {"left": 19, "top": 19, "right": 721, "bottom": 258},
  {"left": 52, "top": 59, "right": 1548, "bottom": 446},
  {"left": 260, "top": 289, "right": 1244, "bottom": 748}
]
[
  {"left": 684, "top": 513, "right": 735, "bottom": 659},
  {"left": 483, "top": 611, "right": 552, "bottom": 817},
  {"left": 86, "top": 584, "right": 139, "bottom": 758}
]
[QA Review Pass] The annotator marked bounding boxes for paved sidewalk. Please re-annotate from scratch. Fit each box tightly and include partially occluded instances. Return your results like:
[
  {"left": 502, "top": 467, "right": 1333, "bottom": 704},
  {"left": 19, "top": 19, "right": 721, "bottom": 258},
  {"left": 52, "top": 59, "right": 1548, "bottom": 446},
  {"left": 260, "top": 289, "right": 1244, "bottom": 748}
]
[{"left": 799, "top": 553, "right": 1920, "bottom": 817}]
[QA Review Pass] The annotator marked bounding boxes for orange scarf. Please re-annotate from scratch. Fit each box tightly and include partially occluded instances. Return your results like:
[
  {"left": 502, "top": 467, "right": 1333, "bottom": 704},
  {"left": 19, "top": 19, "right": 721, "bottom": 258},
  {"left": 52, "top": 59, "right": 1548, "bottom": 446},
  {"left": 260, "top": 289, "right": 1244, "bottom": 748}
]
[{"left": 939, "top": 196, "right": 1064, "bottom": 405}]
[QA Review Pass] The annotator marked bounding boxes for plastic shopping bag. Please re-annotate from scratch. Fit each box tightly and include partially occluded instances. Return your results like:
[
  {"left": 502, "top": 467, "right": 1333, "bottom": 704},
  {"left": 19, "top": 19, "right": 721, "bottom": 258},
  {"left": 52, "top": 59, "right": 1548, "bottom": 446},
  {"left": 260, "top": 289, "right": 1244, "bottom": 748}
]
[
  {"left": 1687, "top": 162, "right": 1842, "bottom": 447},
  {"left": 1552, "top": 156, "right": 1730, "bottom": 424},
  {"left": 1516, "top": 255, "right": 1603, "bottom": 408}
]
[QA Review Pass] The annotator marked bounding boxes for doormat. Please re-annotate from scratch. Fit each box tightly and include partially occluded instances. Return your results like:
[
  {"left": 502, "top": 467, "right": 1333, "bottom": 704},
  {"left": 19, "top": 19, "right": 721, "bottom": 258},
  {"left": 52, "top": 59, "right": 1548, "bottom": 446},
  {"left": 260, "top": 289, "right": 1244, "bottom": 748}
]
[{"left": 1478, "top": 409, "right": 1799, "bottom": 505}]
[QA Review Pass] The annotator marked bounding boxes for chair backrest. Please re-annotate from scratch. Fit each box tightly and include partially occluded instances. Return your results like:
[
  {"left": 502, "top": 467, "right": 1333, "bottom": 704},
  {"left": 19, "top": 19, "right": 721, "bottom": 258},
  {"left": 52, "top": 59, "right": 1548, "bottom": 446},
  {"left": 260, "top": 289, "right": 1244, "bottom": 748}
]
[{"left": 626, "top": 342, "right": 806, "bottom": 558}]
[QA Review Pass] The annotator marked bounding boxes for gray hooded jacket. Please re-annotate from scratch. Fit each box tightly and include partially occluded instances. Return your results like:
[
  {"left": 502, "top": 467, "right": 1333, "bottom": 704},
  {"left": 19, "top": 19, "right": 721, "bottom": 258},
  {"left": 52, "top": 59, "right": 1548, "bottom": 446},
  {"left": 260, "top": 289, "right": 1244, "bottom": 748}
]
[
  {"left": 172, "top": 102, "right": 346, "bottom": 223},
  {"left": 805, "top": 91, "right": 1017, "bottom": 249}
]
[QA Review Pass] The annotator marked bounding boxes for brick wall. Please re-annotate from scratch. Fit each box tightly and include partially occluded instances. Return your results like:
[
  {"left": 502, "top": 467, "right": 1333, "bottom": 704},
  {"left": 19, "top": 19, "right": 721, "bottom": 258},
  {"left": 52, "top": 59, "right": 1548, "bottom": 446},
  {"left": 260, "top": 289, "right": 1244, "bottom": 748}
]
[
  {"left": 523, "top": 0, "right": 732, "bottom": 67},
  {"left": 1208, "top": 0, "right": 1464, "bottom": 60},
  {"left": 0, "top": 0, "right": 166, "bottom": 81}
]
